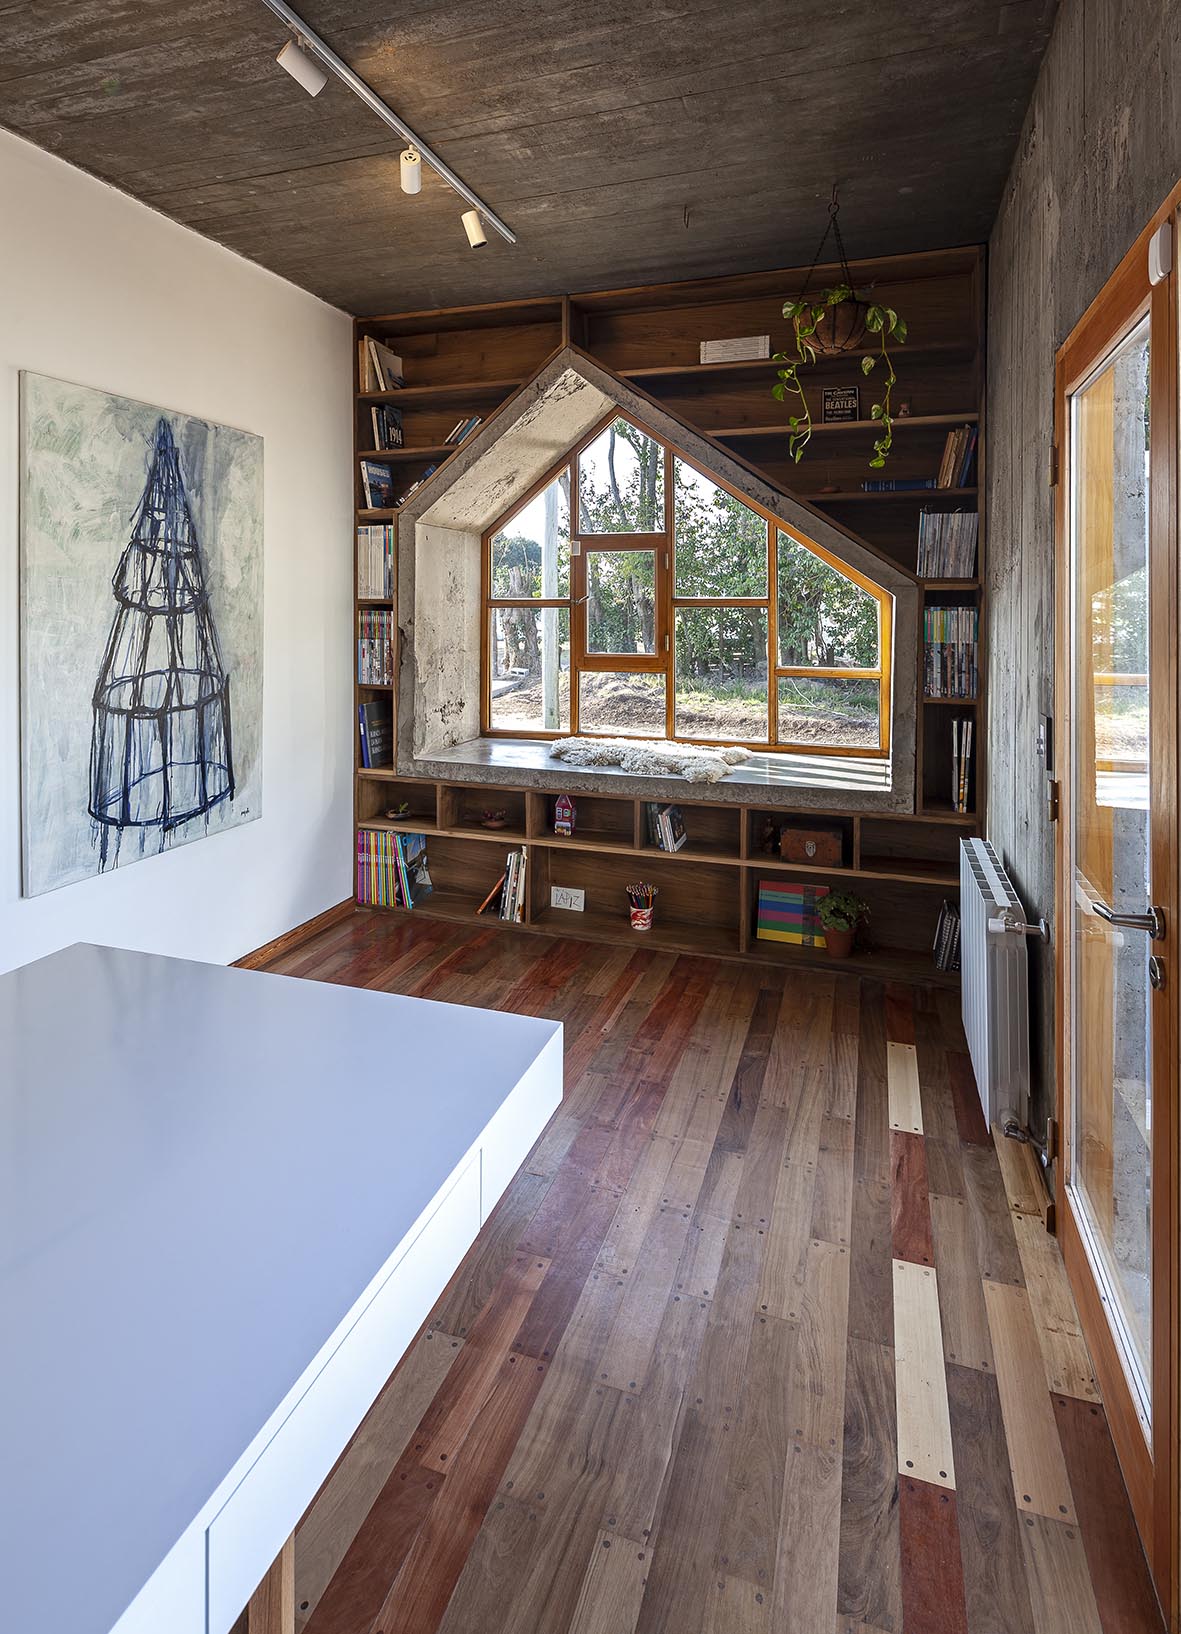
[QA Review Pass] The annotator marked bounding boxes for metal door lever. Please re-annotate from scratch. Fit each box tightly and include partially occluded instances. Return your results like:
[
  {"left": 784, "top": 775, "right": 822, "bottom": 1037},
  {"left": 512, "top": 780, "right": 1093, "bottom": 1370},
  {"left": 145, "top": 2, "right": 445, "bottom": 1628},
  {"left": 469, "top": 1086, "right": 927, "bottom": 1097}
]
[{"left": 1092, "top": 901, "right": 1165, "bottom": 940}]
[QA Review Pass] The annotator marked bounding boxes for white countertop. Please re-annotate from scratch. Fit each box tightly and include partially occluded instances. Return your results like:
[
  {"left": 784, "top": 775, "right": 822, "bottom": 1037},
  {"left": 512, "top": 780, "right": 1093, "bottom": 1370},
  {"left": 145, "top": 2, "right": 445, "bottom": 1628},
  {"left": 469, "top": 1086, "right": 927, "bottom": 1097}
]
[{"left": 0, "top": 944, "right": 561, "bottom": 1634}]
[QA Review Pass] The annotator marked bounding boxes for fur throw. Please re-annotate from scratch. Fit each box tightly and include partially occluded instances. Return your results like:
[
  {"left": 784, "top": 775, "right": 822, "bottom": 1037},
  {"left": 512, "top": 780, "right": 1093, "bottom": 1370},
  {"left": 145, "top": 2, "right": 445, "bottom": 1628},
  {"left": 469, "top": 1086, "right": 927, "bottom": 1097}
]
[{"left": 548, "top": 737, "right": 752, "bottom": 784}]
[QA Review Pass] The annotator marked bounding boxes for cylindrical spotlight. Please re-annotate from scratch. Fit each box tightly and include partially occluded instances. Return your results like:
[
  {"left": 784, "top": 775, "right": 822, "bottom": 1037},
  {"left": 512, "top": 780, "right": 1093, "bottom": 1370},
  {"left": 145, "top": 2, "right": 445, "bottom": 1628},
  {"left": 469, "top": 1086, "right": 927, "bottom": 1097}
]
[
  {"left": 461, "top": 209, "right": 487, "bottom": 249},
  {"left": 276, "top": 37, "right": 328, "bottom": 97},
  {"left": 400, "top": 147, "right": 422, "bottom": 195}
]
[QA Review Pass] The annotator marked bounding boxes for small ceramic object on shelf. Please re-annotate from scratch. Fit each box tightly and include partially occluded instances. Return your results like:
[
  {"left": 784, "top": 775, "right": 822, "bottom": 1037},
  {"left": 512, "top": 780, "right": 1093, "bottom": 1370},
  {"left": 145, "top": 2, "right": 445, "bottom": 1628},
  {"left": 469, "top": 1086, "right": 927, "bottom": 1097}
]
[
  {"left": 554, "top": 794, "right": 576, "bottom": 837},
  {"left": 481, "top": 808, "right": 509, "bottom": 829}
]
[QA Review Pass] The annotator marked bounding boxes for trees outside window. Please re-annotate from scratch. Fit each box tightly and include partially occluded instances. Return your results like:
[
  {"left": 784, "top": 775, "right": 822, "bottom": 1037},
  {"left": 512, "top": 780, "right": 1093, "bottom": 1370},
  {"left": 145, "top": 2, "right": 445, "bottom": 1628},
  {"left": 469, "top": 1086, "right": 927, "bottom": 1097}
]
[{"left": 484, "top": 414, "right": 891, "bottom": 756}]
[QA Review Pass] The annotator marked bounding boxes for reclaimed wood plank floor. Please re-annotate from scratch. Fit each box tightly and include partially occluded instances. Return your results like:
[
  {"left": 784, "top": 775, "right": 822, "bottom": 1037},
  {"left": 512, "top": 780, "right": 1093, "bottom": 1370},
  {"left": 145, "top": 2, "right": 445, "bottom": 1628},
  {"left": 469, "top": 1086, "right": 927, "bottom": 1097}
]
[{"left": 259, "top": 912, "right": 1162, "bottom": 1634}]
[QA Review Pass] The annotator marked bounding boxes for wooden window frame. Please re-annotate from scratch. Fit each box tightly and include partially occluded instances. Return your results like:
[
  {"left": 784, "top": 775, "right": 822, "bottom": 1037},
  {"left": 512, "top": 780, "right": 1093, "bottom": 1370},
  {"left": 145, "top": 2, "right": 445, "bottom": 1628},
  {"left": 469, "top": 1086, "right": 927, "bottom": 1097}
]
[{"left": 482, "top": 410, "right": 894, "bottom": 758}]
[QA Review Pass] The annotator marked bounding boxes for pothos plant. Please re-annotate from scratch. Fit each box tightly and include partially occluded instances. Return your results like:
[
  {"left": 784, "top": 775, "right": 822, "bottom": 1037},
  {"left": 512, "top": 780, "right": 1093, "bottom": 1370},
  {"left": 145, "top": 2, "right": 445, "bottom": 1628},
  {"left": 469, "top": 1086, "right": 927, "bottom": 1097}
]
[{"left": 772, "top": 285, "right": 908, "bottom": 467}]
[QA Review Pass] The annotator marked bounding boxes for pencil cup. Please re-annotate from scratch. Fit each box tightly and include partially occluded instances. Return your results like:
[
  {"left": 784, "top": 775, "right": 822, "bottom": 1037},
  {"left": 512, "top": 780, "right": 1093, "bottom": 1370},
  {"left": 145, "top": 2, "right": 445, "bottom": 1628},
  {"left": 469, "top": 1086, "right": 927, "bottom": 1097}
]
[{"left": 629, "top": 905, "right": 654, "bottom": 932}]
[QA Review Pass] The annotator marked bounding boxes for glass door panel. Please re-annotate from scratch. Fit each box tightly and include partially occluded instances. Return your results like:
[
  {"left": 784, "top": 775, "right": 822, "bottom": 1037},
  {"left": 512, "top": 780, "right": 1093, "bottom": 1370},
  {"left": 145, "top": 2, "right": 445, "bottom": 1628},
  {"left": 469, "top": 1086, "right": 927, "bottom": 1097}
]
[
  {"left": 1068, "top": 314, "right": 1153, "bottom": 1410},
  {"left": 585, "top": 546, "right": 658, "bottom": 657}
]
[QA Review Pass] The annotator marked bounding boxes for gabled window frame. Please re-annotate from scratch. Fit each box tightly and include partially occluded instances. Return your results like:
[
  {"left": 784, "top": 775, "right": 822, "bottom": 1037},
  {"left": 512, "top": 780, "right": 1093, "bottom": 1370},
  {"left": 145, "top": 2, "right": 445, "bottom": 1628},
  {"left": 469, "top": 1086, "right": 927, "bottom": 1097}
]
[{"left": 482, "top": 409, "right": 893, "bottom": 758}]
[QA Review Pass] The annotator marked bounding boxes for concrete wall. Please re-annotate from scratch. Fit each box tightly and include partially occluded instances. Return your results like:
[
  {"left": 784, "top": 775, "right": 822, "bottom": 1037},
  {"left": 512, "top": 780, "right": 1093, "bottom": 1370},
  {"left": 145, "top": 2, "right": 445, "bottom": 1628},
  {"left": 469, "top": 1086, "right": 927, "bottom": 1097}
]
[
  {"left": 985, "top": 0, "right": 1181, "bottom": 1132},
  {"left": 0, "top": 129, "right": 354, "bottom": 973}
]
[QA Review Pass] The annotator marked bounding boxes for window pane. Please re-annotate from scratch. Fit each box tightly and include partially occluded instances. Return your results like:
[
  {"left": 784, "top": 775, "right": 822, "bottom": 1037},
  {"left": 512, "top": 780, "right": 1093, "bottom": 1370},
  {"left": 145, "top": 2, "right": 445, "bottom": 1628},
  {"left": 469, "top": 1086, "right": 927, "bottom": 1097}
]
[
  {"left": 777, "top": 531, "right": 880, "bottom": 669},
  {"left": 489, "top": 607, "right": 570, "bottom": 732},
  {"left": 586, "top": 549, "right": 657, "bottom": 655},
  {"left": 777, "top": 676, "right": 881, "bottom": 749},
  {"left": 674, "top": 459, "right": 768, "bottom": 597},
  {"left": 490, "top": 475, "right": 570, "bottom": 599},
  {"left": 579, "top": 671, "right": 666, "bottom": 736},
  {"left": 674, "top": 607, "right": 768, "bottom": 741},
  {"left": 578, "top": 418, "right": 664, "bottom": 532}
]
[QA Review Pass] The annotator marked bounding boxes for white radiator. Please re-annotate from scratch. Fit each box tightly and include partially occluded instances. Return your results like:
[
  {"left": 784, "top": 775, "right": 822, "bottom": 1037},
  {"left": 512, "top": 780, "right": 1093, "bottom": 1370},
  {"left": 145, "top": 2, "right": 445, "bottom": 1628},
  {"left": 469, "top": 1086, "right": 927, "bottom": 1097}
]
[{"left": 959, "top": 838, "right": 1032, "bottom": 1129}]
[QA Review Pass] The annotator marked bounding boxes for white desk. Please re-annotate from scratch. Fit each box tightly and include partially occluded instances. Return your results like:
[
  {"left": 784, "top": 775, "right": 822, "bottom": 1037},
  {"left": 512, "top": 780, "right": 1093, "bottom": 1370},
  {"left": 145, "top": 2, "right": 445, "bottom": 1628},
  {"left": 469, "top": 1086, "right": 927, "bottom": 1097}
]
[{"left": 0, "top": 944, "right": 562, "bottom": 1634}]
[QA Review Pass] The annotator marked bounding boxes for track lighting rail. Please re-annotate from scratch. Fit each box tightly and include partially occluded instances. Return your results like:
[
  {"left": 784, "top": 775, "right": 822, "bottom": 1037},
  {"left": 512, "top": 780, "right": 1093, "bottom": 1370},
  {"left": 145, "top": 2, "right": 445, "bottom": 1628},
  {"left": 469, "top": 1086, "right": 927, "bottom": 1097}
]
[{"left": 259, "top": 0, "right": 516, "bottom": 245}]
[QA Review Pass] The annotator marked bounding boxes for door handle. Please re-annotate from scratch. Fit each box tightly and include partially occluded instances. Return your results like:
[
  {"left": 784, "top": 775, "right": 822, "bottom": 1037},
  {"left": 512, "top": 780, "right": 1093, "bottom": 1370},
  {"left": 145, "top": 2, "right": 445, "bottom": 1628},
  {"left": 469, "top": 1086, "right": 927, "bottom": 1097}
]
[{"left": 1092, "top": 900, "right": 1165, "bottom": 940}]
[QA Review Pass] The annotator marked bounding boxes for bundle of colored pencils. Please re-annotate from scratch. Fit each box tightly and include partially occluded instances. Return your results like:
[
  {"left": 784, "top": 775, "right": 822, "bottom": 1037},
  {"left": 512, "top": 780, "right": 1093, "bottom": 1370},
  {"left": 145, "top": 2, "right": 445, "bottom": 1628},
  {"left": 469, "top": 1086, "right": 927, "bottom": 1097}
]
[{"left": 626, "top": 883, "right": 658, "bottom": 910}]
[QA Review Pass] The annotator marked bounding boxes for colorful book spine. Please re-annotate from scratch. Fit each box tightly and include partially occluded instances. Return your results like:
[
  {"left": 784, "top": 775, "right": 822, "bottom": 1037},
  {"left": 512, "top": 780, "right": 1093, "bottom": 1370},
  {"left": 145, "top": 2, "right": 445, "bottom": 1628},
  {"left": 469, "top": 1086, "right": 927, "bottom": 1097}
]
[{"left": 755, "top": 881, "right": 830, "bottom": 946}]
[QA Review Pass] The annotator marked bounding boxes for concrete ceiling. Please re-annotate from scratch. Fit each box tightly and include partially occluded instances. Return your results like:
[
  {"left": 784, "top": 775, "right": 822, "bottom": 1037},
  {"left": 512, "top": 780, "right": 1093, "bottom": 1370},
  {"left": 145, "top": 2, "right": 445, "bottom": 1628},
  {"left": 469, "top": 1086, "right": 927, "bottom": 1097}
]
[{"left": 0, "top": 0, "right": 1056, "bottom": 315}]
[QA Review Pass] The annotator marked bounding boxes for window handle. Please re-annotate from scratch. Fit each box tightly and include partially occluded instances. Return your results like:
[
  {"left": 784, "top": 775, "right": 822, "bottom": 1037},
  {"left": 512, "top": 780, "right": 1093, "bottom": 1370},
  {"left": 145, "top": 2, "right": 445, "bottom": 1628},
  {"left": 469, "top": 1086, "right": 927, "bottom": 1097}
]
[{"left": 1092, "top": 900, "right": 1165, "bottom": 940}]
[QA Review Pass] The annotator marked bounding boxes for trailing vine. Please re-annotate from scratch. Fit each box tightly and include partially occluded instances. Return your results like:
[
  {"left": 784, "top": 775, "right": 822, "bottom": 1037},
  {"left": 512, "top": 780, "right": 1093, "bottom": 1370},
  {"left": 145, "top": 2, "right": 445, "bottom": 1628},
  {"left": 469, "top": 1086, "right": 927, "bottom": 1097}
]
[{"left": 861, "top": 300, "right": 907, "bottom": 467}]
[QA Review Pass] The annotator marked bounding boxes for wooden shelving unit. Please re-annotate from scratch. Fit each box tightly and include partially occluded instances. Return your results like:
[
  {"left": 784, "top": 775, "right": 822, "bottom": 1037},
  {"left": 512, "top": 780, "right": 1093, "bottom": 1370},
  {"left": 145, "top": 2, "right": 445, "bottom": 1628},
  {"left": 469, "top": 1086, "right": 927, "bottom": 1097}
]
[{"left": 351, "top": 246, "right": 985, "bottom": 982}]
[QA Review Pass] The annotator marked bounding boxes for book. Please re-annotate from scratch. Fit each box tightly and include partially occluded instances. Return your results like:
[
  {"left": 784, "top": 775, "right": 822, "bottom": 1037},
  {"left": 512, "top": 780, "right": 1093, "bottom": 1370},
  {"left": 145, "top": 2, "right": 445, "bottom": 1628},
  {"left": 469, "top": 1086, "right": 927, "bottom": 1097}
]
[
  {"left": 355, "top": 829, "right": 431, "bottom": 908},
  {"left": 923, "top": 605, "right": 978, "bottom": 699},
  {"left": 357, "top": 700, "right": 392, "bottom": 769},
  {"left": 444, "top": 415, "right": 483, "bottom": 445},
  {"left": 360, "top": 459, "right": 396, "bottom": 510},
  {"left": 362, "top": 336, "right": 405, "bottom": 392},
  {"left": 951, "top": 717, "right": 974, "bottom": 813},
  {"left": 916, "top": 510, "right": 979, "bottom": 578},
  {"left": 645, "top": 802, "right": 687, "bottom": 851},
  {"left": 933, "top": 899, "right": 962, "bottom": 971},
  {"left": 369, "top": 404, "right": 404, "bottom": 449},
  {"left": 357, "top": 608, "right": 395, "bottom": 685},
  {"left": 755, "top": 881, "right": 829, "bottom": 946},
  {"left": 498, "top": 847, "right": 526, "bottom": 921},
  {"left": 935, "top": 424, "right": 977, "bottom": 489},
  {"left": 700, "top": 335, "right": 770, "bottom": 363},
  {"left": 356, "top": 523, "right": 395, "bottom": 599},
  {"left": 860, "top": 477, "right": 937, "bottom": 492},
  {"left": 477, "top": 873, "right": 507, "bottom": 915}
]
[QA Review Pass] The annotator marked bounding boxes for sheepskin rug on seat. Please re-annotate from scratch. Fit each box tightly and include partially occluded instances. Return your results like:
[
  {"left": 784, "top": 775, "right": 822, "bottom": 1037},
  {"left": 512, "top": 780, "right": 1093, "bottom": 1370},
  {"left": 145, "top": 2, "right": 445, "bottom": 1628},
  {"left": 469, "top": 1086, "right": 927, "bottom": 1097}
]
[{"left": 548, "top": 737, "right": 752, "bottom": 784}]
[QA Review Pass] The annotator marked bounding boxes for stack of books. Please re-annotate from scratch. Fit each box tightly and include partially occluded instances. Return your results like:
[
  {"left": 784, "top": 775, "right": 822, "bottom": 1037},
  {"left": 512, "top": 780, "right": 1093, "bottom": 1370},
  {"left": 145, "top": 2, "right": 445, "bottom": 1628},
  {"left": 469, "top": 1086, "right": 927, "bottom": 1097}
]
[
  {"left": 700, "top": 335, "right": 770, "bottom": 363},
  {"left": 356, "top": 829, "right": 432, "bottom": 908},
  {"left": 359, "top": 337, "right": 405, "bottom": 392},
  {"left": 478, "top": 849, "right": 527, "bottom": 921},
  {"left": 645, "top": 803, "right": 687, "bottom": 852},
  {"left": 924, "top": 606, "right": 978, "bottom": 698},
  {"left": 357, "top": 523, "right": 394, "bottom": 599},
  {"left": 951, "top": 718, "right": 974, "bottom": 813},
  {"left": 360, "top": 459, "right": 396, "bottom": 510},
  {"left": 357, "top": 700, "right": 392, "bottom": 769},
  {"left": 936, "top": 424, "right": 978, "bottom": 488},
  {"left": 357, "top": 609, "right": 394, "bottom": 685},
  {"left": 368, "top": 404, "right": 404, "bottom": 449},
  {"left": 755, "top": 881, "right": 829, "bottom": 946},
  {"left": 933, "top": 899, "right": 962, "bottom": 971},
  {"left": 916, "top": 511, "right": 979, "bottom": 578},
  {"left": 444, "top": 415, "right": 482, "bottom": 445},
  {"left": 397, "top": 464, "right": 439, "bottom": 507}
]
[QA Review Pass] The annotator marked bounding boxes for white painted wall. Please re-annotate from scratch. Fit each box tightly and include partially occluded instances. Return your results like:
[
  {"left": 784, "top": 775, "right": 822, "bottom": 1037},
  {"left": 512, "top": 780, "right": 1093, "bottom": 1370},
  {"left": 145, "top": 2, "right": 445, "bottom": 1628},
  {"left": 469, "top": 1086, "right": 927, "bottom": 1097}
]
[{"left": 0, "top": 129, "right": 354, "bottom": 973}]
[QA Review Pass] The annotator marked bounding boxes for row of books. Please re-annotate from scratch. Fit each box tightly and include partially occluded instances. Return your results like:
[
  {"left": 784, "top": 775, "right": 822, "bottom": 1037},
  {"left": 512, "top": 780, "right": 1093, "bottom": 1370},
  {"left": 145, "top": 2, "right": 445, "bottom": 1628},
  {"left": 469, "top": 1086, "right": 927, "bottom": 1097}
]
[
  {"left": 359, "top": 336, "right": 405, "bottom": 393},
  {"left": 360, "top": 457, "right": 443, "bottom": 511},
  {"left": 923, "top": 605, "right": 978, "bottom": 699},
  {"left": 368, "top": 403, "right": 404, "bottom": 449},
  {"left": 936, "top": 424, "right": 978, "bottom": 489},
  {"left": 645, "top": 802, "right": 687, "bottom": 852},
  {"left": 916, "top": 510, "right": 979, "bottom": 579},
  {"left": 358, "top": 609, "right": 395, "bottom": 686},
  {"left": 357, "top": 523, "right": 394, "bottom": 600},
  {"left": 445, "top": 414, "right": 482, "bottom": 445},
  {"left": 951, "top": 718, "right": 974, "bottom": 814},
  {"left": 356, "top": 829, "right": 432, "bottom": 908},
  {"left": 476, "top": 848, "right": 527, "bottom": 921},
  {"left": 933, "top": 899, "right": 962, "bottom": 971},
  {"left": 357, "top": 700, "right": 392, "bottom": 769}
]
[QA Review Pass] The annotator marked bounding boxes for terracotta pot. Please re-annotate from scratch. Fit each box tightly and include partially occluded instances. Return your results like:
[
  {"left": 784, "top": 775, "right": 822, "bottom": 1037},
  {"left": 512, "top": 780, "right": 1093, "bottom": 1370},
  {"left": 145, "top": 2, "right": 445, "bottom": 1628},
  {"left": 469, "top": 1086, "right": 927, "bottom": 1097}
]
[
  {"left": 812, "top": 299, "right": 870, "bottom": 356},
  {"left": 823, "top": 924, "right": 856, "bottom": 959}
]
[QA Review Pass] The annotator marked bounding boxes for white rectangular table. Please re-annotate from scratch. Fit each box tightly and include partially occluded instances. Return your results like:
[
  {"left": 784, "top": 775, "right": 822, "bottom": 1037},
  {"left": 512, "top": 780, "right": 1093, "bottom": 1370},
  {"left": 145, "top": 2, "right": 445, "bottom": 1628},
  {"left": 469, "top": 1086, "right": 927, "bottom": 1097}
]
[{"left": 0, "top": 944, "right": 562, "bottom": 1634}]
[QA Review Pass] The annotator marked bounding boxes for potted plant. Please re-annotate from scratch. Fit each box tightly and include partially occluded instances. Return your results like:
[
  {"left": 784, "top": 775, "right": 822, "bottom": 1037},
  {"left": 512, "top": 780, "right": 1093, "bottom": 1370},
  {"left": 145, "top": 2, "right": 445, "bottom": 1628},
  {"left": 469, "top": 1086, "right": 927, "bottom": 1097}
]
[
  {"left": 818, "top": 890, "right": 869, "bottom": 959},
  {"left": 771, "top": 190, "right": 907, "bottom": 468}
]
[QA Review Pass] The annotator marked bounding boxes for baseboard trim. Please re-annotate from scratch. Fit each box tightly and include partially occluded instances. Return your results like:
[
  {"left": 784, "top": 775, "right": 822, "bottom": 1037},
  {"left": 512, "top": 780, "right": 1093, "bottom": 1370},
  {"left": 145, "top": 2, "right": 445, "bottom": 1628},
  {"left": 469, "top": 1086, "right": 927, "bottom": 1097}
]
[{"left": 232, "top": 899, "right": 356, "bottom": 971}]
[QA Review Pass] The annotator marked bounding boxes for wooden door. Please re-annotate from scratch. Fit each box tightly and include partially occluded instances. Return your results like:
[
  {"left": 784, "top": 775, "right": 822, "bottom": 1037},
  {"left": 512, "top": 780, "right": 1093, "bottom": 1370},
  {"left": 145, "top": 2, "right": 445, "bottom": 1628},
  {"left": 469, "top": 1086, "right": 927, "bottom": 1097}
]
[{"left": 1055, "top": 200, "right": 1179, "bottom": 1624}]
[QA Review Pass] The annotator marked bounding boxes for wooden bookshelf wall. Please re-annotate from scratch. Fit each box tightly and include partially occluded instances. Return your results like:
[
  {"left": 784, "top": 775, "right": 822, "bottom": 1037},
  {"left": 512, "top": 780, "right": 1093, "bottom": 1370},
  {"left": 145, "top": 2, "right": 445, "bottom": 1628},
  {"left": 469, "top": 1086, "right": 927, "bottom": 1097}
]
[{"left": 353, "top": 247, "right": 985, "bottom": 981}]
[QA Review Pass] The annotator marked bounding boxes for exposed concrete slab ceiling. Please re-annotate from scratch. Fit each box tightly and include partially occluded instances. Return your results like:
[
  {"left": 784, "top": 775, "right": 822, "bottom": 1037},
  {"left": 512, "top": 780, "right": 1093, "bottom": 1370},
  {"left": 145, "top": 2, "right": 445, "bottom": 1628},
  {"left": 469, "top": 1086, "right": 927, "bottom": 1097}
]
[{"left": 0, "top": 0, "right": 1057, "bottom": 311}]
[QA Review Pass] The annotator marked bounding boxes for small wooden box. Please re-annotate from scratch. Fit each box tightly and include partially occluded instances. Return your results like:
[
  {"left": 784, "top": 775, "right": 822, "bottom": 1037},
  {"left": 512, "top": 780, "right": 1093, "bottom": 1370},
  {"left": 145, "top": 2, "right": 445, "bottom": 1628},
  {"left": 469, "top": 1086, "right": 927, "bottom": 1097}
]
[{"left": 779, "top": 825, "right": 843, "bottom": 866}]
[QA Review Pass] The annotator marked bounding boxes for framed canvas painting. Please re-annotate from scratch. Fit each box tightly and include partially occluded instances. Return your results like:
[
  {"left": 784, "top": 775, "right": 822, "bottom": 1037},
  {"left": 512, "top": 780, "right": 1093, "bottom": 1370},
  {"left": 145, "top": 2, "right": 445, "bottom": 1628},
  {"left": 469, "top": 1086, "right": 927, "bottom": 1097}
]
[{"left": 19, "top": 374, "right": 264, "bottom": 896}]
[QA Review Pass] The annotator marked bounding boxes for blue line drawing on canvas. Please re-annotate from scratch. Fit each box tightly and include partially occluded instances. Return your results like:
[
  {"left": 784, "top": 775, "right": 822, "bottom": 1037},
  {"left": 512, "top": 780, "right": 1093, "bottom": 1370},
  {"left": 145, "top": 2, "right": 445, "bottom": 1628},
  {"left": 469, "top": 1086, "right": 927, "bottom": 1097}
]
[
  {"left": 19, "top": 374, "right": 263, "bottom": 897},
  {"left": 90, "top": 419, "right": 236, "bottom": 866}
]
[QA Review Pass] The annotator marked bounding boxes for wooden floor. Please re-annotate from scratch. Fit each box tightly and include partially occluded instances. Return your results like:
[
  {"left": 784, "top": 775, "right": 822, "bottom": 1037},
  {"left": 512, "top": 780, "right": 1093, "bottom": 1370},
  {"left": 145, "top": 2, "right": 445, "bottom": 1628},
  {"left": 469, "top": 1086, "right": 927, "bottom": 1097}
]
[{"left": 261, "top": 910, "right": 1163, "bottom": 1634}]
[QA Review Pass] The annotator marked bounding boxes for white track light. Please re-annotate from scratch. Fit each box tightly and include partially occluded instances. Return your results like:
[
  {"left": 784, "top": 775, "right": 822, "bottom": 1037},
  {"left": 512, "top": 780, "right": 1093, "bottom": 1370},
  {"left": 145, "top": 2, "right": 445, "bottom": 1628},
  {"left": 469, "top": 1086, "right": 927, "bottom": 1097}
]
[
  {"left": 462, "top": 209, "right": 487, "bottom": 249},
  {"left": 400, "top": 147, "right": 422, "bottom": 195},
  {"left": 276, "top": 37, "right": 328, "bottom": 97}
]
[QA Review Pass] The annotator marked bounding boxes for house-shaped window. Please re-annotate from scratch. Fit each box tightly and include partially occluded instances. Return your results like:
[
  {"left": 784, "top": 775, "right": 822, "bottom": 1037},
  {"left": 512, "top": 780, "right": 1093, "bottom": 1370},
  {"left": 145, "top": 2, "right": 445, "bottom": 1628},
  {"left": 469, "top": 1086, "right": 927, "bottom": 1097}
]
[{"left": 485, "top": 412, "right": 892, "bottom": 756}]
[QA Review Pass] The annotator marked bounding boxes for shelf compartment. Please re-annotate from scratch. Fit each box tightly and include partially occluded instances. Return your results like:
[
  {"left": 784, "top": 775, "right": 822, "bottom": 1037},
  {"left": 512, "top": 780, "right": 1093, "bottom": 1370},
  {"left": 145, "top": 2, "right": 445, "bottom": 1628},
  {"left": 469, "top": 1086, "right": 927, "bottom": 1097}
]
[
  {"left": 743, "top": 869, "right": 958, "bottom": 976},
  {"left": 747, "top": 811, "right": 854, "bottom": 870},
  {"left": 528, "top": 791, "right": 637, "bottom": 849},
  {"left": 533, "top": 847, "right": 740, "bottom": 954},
  {"left": 858, "top": 816, "right": 962, "bottom": 886},
  {"left": 357, "top": 777, "right": 437, "bottom": 830},
  {"left": 639, "top": 800, "right": 741, "bottom": 862},
  {"left": 441, "top": 784, "right": 528, "bottom": 842}
]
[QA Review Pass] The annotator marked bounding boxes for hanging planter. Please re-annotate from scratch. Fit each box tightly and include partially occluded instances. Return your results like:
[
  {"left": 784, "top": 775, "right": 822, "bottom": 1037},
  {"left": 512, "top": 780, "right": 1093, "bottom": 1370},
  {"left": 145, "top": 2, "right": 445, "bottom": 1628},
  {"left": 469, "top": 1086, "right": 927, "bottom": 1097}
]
[{"left": 773, "top": 190, "right": 908, "bottom": 468}]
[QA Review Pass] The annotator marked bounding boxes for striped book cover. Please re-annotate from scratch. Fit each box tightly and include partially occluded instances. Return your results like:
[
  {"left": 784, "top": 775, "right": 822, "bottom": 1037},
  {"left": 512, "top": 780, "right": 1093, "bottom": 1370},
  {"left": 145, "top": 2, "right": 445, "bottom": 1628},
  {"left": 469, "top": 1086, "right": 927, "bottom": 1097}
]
[{"left": 756, "top": 881, "right": 829, "bottom": 946}]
